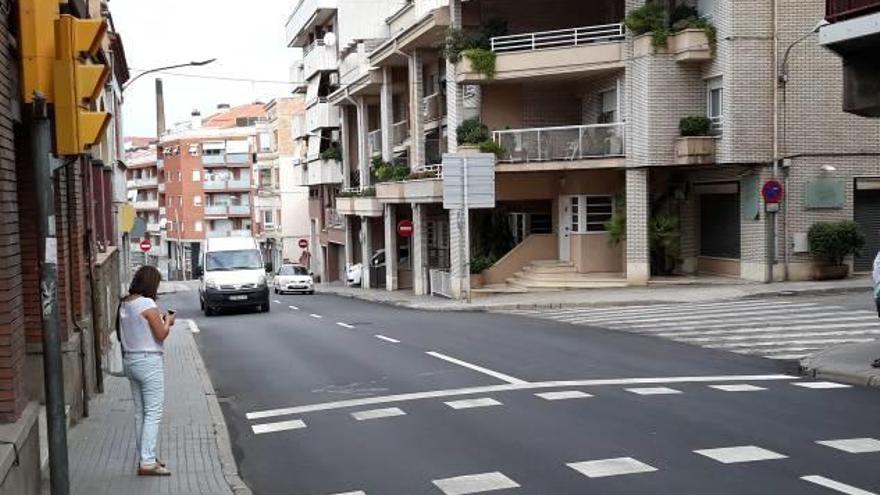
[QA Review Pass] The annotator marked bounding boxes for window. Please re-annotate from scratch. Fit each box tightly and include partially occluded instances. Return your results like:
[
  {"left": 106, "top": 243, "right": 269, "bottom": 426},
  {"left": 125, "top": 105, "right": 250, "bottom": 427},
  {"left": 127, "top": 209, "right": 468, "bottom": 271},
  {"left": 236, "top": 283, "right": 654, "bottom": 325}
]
[
  {"left": 707, "top": 77, "right": 723, "bottom": 134},
  {"left": 192, "top": 170, "right": 201, "bottom": 182},
  {"left": 598, "top": 88, "right": 618, "bottom": 124},
  {"left": 188, "top": 144, "right": 200, "bottom": 156},
  {"left": 194, "top": 221, "right": 203, "bottom": 232},
  {"left": 569, "top": 195, "right": 614, "bottom": 233},
  {"left": 262, "top": 209, "right": 274, "bottom": 226},
  {"left": 193, "top": 195, "right": 202, "bottom": 206},
  {"left": 697, "top": 0, "right": 715, "bottom": 19},
  {"left": 259, "top": 132, "right": 273, "bottom": 152}
]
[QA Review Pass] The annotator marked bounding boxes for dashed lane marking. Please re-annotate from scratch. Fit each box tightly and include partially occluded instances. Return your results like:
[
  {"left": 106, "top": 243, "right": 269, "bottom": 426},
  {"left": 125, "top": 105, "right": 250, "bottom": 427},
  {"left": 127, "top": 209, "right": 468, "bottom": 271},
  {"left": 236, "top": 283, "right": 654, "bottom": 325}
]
[
  {"left": 251, "top": 419, "right": 306, "bottom": 435},
  {"left": 709, "top": 384, "right": 767, "bottom": 392},
  {"left": 375, "top": 335, "right": 400, "bottom": 343},
  {"left": 187, "top": 320, "right": 200, "bottom": 334},
  {"left": 244, "top": 374, "right": 799, "bottom": 420},
  {"left": 288, "top": 305, "right": 299, "bottom": 310},
  {"left": 535, "top": 390, "right": 593, "bottom": 401},
  {"left": 310, "top": 314, "right": 323, "bottom": 319},
  {"left": 328, "top": 492, "right": 366, "bottom": 495},
  {"left": 444, "top": 397, "right": 502, "bottom": 410},
  {"left": 351, "top": 407, "right": 406, "bottom": 421},
  {"left": 273, "top": 299, "right": 281, "bottom": 304},
  {"left": 793, "top": 381, "right": 852, "bottom": 389},
  {"left": 694, "top": 445, "right": 788, "bottom": 464},
  {"left": 568, "top": 457, "right": 658, "bottom": 478},
  {"left": 801, "top": 475, "right": 877, "bottom": 495},
  {"left": 432, "top": 471, "right": 520, "bottom": 495},
  {"left": 817, "top": 438, "right": 880, "bottom": 454},
  {"left": 336, "top": 322, "right": 355, "bottom": 329},
  {"left": 426, "top": 351, "right": 528, "bottom": 385},
  {"left": 626, "top": 387, "right": 683, "bottom": 395}
]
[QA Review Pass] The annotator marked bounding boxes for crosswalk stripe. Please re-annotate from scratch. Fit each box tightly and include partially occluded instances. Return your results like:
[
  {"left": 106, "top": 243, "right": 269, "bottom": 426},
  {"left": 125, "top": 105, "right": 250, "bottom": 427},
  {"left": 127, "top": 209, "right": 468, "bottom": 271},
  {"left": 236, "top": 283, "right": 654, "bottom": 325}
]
[
  {"left": 801, "top": 475, "right": 877, "bottom": 495},
  {"left": 707, "top": 337, "right": 876, "bottom": 349},
  {"left": 623, "top": 312, "right": 877, "bottom": 331},
  {"left": 522, "top": 299, "right": 805, "bottom": 317},
  {"left": 677, "top": 329, "right": 880, "bottom": 343},
  {"left": 659, "top": 323, "right": 880, "bottom": 338},
  {"left": 559, "top": 303, "right": 820, "bottom": 325}
]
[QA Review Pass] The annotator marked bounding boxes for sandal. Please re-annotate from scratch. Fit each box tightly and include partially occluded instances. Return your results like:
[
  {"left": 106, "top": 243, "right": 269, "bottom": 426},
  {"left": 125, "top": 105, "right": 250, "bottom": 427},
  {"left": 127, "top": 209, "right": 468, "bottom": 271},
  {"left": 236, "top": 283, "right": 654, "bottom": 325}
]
[{"left": 138, "top": 463, "right": 171, "bottom": 476}]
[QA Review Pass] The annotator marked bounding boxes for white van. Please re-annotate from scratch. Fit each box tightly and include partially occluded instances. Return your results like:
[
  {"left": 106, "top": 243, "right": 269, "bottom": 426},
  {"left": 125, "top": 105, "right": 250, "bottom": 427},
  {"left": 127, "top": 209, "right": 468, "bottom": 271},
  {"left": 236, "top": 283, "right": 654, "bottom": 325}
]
[{"left": 197, "top": 236, "right": 272, "bottom": 315}]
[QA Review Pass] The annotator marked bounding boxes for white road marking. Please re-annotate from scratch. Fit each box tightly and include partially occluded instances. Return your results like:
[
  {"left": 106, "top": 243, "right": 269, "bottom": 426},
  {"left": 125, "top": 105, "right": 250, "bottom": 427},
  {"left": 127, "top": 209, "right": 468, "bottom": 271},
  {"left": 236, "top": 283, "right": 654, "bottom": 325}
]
[
  {"left": 817, "top": 438, "right": 880, "bottom": 454},
  {"left": 568, "top": 457, "right": 658, "bottom": 478},
  {"left": 374, "top": 335, "right": 400, "bottom": 343},
  {"left": 244, "top": 374, "right": 799, "bottom": 420},
  {"left": 794, "top": 381, "right": 852, "bottom": 389},
  {"left": 288, "top": 305, "right": 299, "bottom": 310},
  {"left": 625, "top": 312, "right": 878, "bottom": 331},
  {"left": 708, "top": 338, "right": 877, "bottom": 349},
  {"left": 626, "top": 387, "right": 682, "bottom": 395},
  {"left": 432, "top": 471, "right": 520, "bottom": 494},
  {"left": 273, "top": 299, "right": 281, "bottom": 304},
  {"left": 336, "top": 322, "right": 355, "bottom": 329},
  {"left": 310, "top": 313, "right": 323, "bottom": 319},
  {"left": 426, "top": 351, "right": 528, "bottom": 385},
  {"left": 681, "top": 328, "right": 880, "bottom": 342},
  {"left": 694, "top": 445, "right": 787, "bottom": 464},
  {"left": 187, "top": 320, "right": 200, "bottom": 334},
  {"left": 561, "top": 302, "right": 818, "bottom": 324},
  {"left": 445, "top": 397, "right": 502, "bottom": 410},
  {"left": 251, "top": 419, "right": 306, "bottom": 435},
  {"left": 535, "top": 390, "right": 593, "bottom": 401},
  {"left": 328, "top": 492, "right": 366, "bottom": 495},
  {"left": 533, "top": 299, "right": 804, "bottom": 318},
  {"left": 656, "top": 322, "right": 880, "bottom": 338},
  {"left": 709, "top": 384, "right": 767, "bottom": 392},
  {"left": 801, "top": 475, "right": 878, "bottom": 495},
  {"left": 351, "top": 407, "right": 406, "bottom": 421}
]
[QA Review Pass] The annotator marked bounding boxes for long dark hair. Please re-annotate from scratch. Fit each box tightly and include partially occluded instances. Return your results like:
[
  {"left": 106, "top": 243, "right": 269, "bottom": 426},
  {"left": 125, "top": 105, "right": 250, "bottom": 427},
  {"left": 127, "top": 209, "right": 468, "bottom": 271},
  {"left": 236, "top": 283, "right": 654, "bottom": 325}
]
[{"left": 129, "top": 265, "right": 162, "bottom": 300}]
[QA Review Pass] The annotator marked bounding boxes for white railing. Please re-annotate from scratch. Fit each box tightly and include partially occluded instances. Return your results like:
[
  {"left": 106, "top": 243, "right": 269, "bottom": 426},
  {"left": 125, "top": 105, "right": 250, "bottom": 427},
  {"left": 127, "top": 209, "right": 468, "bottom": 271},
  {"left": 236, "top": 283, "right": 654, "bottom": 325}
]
[
  {"left": 368, "top": 129, "right": 382, "bottom": 156},
  {"left": 491, "top": 23, "right": 625, "bottom": 53},
  {"left": 229, "top": 205, "right": 252, "bottom": 216},
  {"left": 133, "top": 200, "right": 159, "bottom": 210},
  {"left": 226, "top": 153, "right": 250, "bottom": 165},
  {"left": 325, "top": 208, "right": 344, "bottom": 228},
  {"left": 393, "top": 120, "right": 409, "bottom": 146},
  {"left": 493, "top": 123, "right": 625, "bottom": 163},
  {"left": 202, "top": 154, "right": 226, "bottom": 165},
  {"left": 204, "top": 205, "right": 228, "bottom": 216},
  {"left": 134, "top": 177, "right": 158, "bottom": 187},
  {"left": 228, "top": 178, "right": 252, "bottom": 189},
  {"left": 146, "top": 222, "right": 161, "bottom": 232},
  {"left": 422, "top": 92, "right": 445, "bottom": 122},
  {"left": 203, "top": 180, "right": 225, "bottom": 191},
  {"left": 412, "top": 164, "right": 443, "bottom": 178},
  {"left": 429, "top": 269, "right": 453, "bottom": 298}
]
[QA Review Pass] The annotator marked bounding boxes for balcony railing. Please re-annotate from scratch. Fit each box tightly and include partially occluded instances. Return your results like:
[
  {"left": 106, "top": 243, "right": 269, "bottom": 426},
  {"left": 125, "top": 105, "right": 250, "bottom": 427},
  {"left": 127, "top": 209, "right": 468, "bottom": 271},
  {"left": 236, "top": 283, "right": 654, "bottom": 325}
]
[
  {"left": 826, "top": 0, "right": 880, "bottom": 21},
  {"left": 490, "top": 23, "right": 625, "bottom": 53},
  {"left": 285, "top": 0, "right": 338, "bottom": 47},
  {"left": 226, "top": 153, "right": 250, "bottom": 165},
  {"left": 208, "top": 229, "right": 253, "bottom": 238},
  {"left": 368, "top": 129, "right": 382, "bottom": 156},
  {"left": 303, "top": 40, "right": 338, "bottom": 79},
  {"left": 133, "top": 200, "right": 160, "bottom": 210},
  {"left": 325, "top": 208, "right": 344, "bottom": 228},
  {"left": 202, "top": 154, "right": 226, "bottom": 165},
  {"left": 133, "top": 177, "right": 158, "bottom": 187},
  {"left": 493, "top": 123, "right": 625, "bottom": 163},
  {"left": 204, "top": 205, "right": 228, "bottom": 216},
  {"left": 422, "top": 92, "right": 445, "bottom": 122},
  {"left": 227, "top": 178, "right": 252, "bottom": 189},
  {"left": 203, "top": 178, "right": 251, "bottom": 191},
  {"left": 393, "top": 120, "right": 409, "bottom": 147},
  {"left": 229, "top": 205, "right": 252, "bottom": 216}
]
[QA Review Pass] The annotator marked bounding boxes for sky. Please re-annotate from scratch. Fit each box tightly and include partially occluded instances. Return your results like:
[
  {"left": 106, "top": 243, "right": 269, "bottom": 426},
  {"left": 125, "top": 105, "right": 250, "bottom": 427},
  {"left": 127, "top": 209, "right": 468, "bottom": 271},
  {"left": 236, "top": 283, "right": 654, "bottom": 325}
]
[{"left": 112, "top": 0, "right": 298, "bottom": 138}]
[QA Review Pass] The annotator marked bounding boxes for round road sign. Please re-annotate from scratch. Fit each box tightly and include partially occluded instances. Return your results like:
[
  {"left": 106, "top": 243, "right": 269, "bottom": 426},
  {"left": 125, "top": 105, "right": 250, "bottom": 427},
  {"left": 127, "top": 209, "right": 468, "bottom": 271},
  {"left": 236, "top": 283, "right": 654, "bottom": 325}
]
[
  {"left": 398, "top": 219, "right": 414, "bottom": 237},
  {"left": 298, "top": 239, "right": 309, "bottom": 249},
  {"left": 139, "top": 238, "right": 152, "bottom": 252},
  {"left": 762, "top": 180, "right": 784, "bottom": 204}
]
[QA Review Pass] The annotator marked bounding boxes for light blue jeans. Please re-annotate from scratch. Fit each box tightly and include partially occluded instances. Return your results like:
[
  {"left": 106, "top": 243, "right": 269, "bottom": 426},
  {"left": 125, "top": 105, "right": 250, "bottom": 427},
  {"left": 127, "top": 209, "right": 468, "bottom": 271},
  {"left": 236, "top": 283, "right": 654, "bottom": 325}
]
[{"left": 124, "top": 352, "right": 165, "bottom": 465}]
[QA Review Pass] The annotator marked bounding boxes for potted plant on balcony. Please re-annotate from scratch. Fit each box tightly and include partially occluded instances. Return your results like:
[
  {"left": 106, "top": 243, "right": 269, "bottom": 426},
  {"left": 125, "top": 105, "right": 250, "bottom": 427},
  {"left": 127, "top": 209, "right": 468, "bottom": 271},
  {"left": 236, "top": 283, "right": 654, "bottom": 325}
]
[
  {"left": 456, "top": 118, "right": 503, "bottom": 157},
  {"left": 675, "top": 116, "right": 716, "bottom": 164},
  {"left": 445, "top": 19, "right": 506, "bottom": 81},
  {"left": 626, "top": 3, "right": 716, "bottom": 60},
  {"left": 320, "top": 144, "right": 342, "bottom": 162},
  {"left": 808, "top": 220, "right": 865, "bottom": 280}
]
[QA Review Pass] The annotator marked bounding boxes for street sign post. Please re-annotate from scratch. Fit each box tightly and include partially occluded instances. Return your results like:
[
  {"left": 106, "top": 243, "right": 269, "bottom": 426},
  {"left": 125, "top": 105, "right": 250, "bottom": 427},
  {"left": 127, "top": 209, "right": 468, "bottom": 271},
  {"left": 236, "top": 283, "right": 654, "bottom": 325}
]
[
  {"left": 298, "top": 239, "right": 308, "bottom": 249},
  {"left": 398, "top": 219, "right": 414, "bottom": 237},
  {"left": 139, "top": 238, "right": 152, "bottom": 252}
]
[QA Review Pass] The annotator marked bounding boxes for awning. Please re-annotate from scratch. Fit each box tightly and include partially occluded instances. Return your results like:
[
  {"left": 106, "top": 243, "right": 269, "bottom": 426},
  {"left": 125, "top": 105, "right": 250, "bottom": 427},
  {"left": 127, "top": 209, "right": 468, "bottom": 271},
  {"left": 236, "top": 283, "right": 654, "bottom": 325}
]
[
  {"left": 225, "top": 140, "right": 250, "bottom": 154},
  {"left": 202, "top": 141, "right": 225, "bottom": 151}
]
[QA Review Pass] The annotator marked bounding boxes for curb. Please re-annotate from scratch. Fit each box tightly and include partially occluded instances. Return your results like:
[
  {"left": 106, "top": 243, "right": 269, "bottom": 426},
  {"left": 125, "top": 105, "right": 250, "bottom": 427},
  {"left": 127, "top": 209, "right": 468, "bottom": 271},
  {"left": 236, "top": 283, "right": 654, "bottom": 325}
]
[
  {"left": 799, "top": 365, "right": 880, "bottom": 389},
  {"left": 186, "top": 321, "right": 253, "bottom": 495}
]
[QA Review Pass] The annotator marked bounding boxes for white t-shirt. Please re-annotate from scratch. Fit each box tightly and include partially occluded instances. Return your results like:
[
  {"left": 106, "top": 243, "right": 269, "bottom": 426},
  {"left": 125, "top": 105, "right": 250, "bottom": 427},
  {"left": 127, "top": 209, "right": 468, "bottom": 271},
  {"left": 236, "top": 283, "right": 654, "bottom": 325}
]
[{"left": 119, "top": 296, "right": 164, "bottom": 353}]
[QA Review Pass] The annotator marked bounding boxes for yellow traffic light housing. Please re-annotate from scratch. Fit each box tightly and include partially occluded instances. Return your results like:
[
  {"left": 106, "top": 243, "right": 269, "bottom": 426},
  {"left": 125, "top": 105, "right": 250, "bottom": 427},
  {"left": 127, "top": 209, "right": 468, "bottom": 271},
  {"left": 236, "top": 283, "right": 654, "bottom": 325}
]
[
  {"left": 18, "top": 0, "right": 60, "bottom": 102},
  {"left": 53, "top": 15, "right": 111, "bottom": 155}
]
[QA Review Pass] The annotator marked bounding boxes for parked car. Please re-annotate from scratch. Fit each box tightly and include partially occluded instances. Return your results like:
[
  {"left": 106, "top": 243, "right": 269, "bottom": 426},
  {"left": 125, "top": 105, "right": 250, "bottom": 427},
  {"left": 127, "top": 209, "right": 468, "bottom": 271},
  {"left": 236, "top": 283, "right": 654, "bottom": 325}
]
[
  {"left": 198, "top": 236, "right": 272, "bottom": 316},
  {"left": 274, "top": 264, "right": 314, "bottom": 295},
  {"left": 346, "top": 246, "right": 411, "bottom": 287}
]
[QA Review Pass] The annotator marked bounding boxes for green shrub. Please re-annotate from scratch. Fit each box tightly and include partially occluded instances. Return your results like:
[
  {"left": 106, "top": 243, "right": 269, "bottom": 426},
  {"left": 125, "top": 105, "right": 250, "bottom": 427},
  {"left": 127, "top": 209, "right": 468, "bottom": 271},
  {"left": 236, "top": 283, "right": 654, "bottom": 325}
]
[
  {"left": 462, "top": 48, "right": 496, "bottom": 79},
  {"left": 679, "top": 116, "right": 712, "bottom": 137},
  {"left": 443, "top": 28, "right": 483, "bottom": 63},
  {"left": 478, "top": 140, "right": 504, "bottom": 158},
  {"left": 457, "top": 118, "right": 490, "bottom": 145},
  {"left": 319, "top": 145, "right": 342, "bottom": 161},
  {"left": 624, "top": 2, "right": 666, "bottom": 36},
  {"left": 808, "top": 221, "right": 865, "bottom": 266},
  {"left": 375, "top": 162, "right": 409, "bottom": 182},
  {"left": 606, "top": 194, "right": 626, "bottom": 246},
  {"left": 470, "top": 255, "right": 497, "bottom": 274},
  {"left": 650, "top": 213, "right": 681, "bottom": 275}
]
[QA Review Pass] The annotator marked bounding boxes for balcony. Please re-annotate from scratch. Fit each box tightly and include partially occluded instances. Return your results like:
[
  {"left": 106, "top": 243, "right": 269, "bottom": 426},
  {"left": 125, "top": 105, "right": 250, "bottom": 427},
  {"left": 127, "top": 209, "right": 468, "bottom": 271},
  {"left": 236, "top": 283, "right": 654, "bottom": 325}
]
[
  {"left": 303, "top": 41, "right": 338, "bottom": 80},
  {"left": 204, "top": 205, "right": 229, "bottom": 217},
  {"left": 227, "top": 178, "right": 252, "bottom": 190},
  {"left": 307, "top": 99, "right": 340, "bottom": 131},
  {"left": 336, "top": 190, "right": 383, "bottom": 217},
  {"left": 290, "top": 62, "right": 307, "bottom": 93},
  {"left": 226, "top": 153, "right": 250, "bottom": 165},
  {"left": 674, "top": 136, "right": 717, "bottom": 166},
  {"left": 228, "top": 205, "right": 252, "bottom": 216},
  {"left": 285, "top": 0, "right": 338, "bottom": 47},
  {"left": 133, "top": 199, "right": 159, "bottom": 210},
  {"left": 393, "top": 120, "right": 409, "bottom": 147},
  {"left": 158, "top": 183, "right": 165, "bottom": 193},
  {"left": 820, "top": 1, "right": 880, "bottom": 116},
  {"left": 202, "top": 154, "right": 226, "bottom": 166},
  {"left": 492, "top": 123, "right": 625, "bottom": 169},
  {"left": 292, "top": 159, "right": 308, "bottom": 186},
  {"left": 827, "top": 0, "right": 880, "bottom": 21},
  {"left": 368, "top": 129, "right": 382, "bottom": 157},
  {"left": 146, "top": 222, "right": 161, "bottom": 233},
  {"left": 203, "top": 177, "right": 251, "bottom": 191},
  {"left": 208, "top": 229, "right": 253, "bottom": 239},
  {"left": 306, "top": 159, "right": 343, "bottom": 186},
  {"left": 156, "top": 159, "right": 164, "bottom": 170},
  {"left": 325, "top": 208, "right": 344, "bottom": 229},
  {"left": 375, "top": 175, "right": 444, "bottom": 205},
  {"left": 422, "top": 92, "right": 445, "bottom": 123},
  {"left": 457, "top": 23, "right": 625, "bottom": 84}
]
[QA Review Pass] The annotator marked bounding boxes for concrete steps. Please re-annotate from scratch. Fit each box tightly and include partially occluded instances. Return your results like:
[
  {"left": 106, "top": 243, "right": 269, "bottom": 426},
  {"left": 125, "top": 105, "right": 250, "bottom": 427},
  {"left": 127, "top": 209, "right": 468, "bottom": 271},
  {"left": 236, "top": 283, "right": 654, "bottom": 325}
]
[{"left": 473, "top": 259, "right": 627, "bottom": 294}]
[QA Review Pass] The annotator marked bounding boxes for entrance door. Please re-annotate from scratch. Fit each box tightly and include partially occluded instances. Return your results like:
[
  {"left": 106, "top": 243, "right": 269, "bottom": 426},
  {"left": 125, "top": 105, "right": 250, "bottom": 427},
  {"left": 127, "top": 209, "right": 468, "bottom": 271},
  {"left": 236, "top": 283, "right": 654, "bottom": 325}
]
[
  {"left": 855, "top": 180, "right": 880, "bottom": 272},
  {"left": 558, "top": 196, "right": 574, "bottom": 261}
]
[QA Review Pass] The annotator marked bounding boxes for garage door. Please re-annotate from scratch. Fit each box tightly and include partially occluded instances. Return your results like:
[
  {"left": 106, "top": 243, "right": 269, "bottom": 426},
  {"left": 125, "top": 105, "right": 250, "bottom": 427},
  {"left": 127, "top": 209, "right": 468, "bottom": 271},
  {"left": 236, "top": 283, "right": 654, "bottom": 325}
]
[
  {"left": 854, "top": 180, "right": 880, "bottom": 272},
  {"left": 699, "top": 183, "right": 741, "bottom": 259}
]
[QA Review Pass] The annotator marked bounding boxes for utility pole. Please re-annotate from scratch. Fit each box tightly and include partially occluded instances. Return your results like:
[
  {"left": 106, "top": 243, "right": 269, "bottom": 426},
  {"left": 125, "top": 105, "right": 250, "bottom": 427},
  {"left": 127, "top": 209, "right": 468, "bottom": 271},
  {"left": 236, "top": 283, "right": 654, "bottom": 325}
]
[{"left": 32, "top": 92, "right": 70, "bottom": 495}]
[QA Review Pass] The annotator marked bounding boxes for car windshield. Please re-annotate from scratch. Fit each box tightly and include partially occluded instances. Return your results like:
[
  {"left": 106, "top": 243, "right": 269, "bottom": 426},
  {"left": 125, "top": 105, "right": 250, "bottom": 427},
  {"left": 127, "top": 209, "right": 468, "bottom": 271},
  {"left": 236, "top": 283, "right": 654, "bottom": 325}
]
[
  {"left": 205, "top": 250, "right": 262, "bottom": 271},
  {"left": 278, "top": 265, "right": 308, "bottom": 276}
]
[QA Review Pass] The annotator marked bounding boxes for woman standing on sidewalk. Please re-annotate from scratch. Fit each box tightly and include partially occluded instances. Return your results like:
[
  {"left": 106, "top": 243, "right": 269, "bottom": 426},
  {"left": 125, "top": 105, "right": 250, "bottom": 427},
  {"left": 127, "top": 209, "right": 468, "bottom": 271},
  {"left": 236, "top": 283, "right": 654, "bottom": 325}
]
[{"left": 118, "top": 265, "right": 174, "bottom": 476}]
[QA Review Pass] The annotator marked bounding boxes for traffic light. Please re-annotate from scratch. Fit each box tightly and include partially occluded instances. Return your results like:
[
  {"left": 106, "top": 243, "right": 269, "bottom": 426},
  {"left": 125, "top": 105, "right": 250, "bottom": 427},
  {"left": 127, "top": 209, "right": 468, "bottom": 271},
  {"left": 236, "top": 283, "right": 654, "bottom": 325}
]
[
  {"left": 18, "top": 0, "right": 59, "bottom": 102},
  {"left": 53, "top": 15, "right": 111, "bottom": 155}
]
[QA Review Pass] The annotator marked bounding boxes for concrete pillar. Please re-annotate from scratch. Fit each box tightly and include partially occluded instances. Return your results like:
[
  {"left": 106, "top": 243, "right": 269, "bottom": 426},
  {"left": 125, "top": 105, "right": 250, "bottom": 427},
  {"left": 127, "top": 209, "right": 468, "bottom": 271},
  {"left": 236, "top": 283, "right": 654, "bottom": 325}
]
[
  {"left": 412, "top": 203, "right": 429, "bottom": 295},
  {"left": 384, "top": 204, "right": 399, "bottom": 291},
  {"left": 626, "top": 168, "right": 650, "bottom": 285},
  {"left": 356, "top": 97, "right": 370, "bottom": 187},
  {"left": 446, "top": 0, "right": 463, "bottom": 153},
  {"left": 448, "top": 208, "right": 469, "bottom": 299},
  {"left": 344, "top": 215, "right": 354, "bottom": 267},
  {"left": 360, "top": 216, "right": 372, "bottom": 289},
  {"left": 408, "top": 50, "right": 426, "bottom": 169},
  {"left": 340, "top": 107, "right": 352, "bottom": 189},
  {"left": 380, "top": 67, "right": 394, "bottom": 163}
]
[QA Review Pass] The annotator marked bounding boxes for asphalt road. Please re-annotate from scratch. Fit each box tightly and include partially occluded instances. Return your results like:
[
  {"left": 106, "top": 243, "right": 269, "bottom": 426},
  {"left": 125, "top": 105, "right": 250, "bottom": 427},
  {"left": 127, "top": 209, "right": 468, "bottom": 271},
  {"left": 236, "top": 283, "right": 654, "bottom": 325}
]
[{"left": 172, "top": 290, "right": 880, "bottom": 495}]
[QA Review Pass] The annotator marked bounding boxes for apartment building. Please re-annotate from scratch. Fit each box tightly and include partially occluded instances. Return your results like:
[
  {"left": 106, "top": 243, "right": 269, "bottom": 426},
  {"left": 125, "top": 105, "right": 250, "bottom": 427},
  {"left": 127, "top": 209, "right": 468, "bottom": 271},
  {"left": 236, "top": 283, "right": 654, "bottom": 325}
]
[
  {"left": 254, "top": 97, "right": 310, "bottom": 269},
  {"left": 819, "top": 0, "right": 880, "bottom": 116},
  {"left": 125, "top": 140, "right": 167, "bottom": 273},
  {"left": 159, "top": 104, "right": 265, "bottom": 279},
  {"left": 287, "top": 0, "right": 880, "bottom": 298}
]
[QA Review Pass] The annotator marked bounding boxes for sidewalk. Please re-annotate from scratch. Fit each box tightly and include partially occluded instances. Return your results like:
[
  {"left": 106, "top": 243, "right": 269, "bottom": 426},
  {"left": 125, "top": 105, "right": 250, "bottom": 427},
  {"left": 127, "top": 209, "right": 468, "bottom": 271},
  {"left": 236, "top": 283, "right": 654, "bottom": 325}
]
[
  {"left": 317, "top": 277, "right": 872, "bottom": 312},
  {"left": 801, "top": 341, "right": 880, "bottom": 388},
  {"left": 62, "top": 323, "right": 249, "bottom": 495}
]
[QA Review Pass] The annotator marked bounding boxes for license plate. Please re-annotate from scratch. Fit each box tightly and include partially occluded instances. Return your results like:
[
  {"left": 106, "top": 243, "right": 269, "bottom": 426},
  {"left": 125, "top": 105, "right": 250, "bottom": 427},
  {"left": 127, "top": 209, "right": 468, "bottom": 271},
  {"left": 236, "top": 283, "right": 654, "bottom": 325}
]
[{"left": 229, "top": 295, "right": 247, "bottom": 301}]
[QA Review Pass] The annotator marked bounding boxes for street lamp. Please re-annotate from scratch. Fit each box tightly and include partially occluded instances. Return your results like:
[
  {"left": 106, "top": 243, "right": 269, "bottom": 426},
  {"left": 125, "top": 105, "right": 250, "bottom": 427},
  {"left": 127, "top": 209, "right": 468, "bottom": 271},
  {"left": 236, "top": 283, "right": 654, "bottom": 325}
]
[{"left": 122, "top": 58, "right": 217, "bottom": 91}]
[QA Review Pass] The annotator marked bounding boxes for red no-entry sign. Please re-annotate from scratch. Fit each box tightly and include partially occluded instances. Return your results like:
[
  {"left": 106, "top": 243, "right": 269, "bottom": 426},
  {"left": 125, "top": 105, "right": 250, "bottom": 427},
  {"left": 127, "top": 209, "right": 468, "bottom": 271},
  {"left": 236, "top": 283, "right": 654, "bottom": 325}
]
[
  {"left": 398, "top": 219, "right": 414, "bottom": 237},
  {"left": 762, "top": 180, "right": 784, "bottom": 204},
  {"left": 139, "top": 238, "right": 152, "bottom": 252},
  {"left": 298, "top": 239, "right": 309, "bottom": 249}
]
